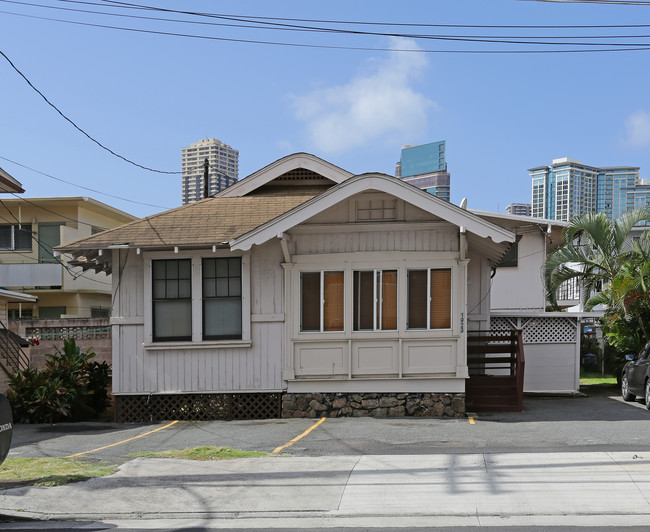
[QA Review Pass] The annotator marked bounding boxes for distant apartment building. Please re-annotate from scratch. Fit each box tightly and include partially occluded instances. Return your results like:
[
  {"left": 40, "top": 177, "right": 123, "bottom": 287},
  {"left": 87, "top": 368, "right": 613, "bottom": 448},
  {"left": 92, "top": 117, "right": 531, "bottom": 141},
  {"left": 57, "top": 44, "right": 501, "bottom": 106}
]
[
  {"left": 506, "top": 203, "right": 531, "bottom": 217},
  {"left": 0, "top": 197, "right": 136, "bottom": 319},
  {"left": 395, "top": 140, "right": 450, "bottom": 201},
  {"left": 530, "top": 157, "right": 645, "bottom": 221},
  {"left": 181, "top": 138, "right": 239, "bottom": 205}
]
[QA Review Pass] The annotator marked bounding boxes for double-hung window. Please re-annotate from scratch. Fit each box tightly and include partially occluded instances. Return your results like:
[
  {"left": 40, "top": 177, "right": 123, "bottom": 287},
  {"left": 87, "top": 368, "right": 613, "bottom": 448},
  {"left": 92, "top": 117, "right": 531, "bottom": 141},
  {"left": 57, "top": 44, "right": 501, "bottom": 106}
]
[
  {"left": 407, "top": 268, "right": 451, "bottom": 330},
  {"left": 300, "top": 271, "right": 344, "bottom": 332},
  {"left": 0, "top": 224, "right": 32, "bottom": 251},
  {"left": 202, "top": 257, "right": 242, "bottom": 340},
  {"left": 353, "top": 270, "right": 397, "bottom": 331},
  {"left": 152, "top": 259, "right": 192, "bottom": 341}
]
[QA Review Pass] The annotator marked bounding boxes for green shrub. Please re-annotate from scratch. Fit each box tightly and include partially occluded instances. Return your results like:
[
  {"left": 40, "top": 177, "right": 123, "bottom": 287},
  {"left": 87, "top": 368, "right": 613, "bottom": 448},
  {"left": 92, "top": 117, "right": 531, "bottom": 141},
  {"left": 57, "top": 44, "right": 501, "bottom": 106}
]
[{"left": 6, "top": 339, "right": 112, "bottom": 424}]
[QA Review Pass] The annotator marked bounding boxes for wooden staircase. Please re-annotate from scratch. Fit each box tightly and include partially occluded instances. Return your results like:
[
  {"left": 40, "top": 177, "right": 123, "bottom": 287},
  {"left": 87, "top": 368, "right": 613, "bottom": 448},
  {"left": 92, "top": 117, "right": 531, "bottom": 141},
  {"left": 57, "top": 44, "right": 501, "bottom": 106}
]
[{"left": 465, "top": 330, "right": 525, "bottom": 412}]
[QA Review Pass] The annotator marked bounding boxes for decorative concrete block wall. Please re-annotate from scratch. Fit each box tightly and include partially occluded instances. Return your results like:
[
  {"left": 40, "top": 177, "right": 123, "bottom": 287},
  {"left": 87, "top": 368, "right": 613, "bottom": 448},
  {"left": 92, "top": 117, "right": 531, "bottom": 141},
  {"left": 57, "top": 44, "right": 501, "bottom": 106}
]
[{"left": 9, "top": 318, "right": 111, "bottom": 369}]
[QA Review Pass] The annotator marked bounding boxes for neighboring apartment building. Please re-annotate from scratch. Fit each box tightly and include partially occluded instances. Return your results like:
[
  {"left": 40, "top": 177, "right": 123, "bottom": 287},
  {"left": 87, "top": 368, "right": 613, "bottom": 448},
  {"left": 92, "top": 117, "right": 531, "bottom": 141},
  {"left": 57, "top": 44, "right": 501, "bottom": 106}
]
[
  {"left": 181, "top": 138, "right": 239, "bottom": 205},
  {"left": 530, "top": 157, "right": 644, "bottom": 221},
  {"left": 506, "top": 203, "right": 531, "bottom": 217},
  {"left": 395, "top": 140, "right": 451, "bottom": 202},
  {"left": 0, "top": 197, "right": 136, "bottom": 319}
]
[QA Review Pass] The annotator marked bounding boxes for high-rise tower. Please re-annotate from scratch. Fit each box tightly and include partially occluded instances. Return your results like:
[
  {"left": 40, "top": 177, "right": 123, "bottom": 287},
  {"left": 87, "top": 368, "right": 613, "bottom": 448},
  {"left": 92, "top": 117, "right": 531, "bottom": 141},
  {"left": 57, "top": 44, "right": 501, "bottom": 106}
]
[
  {"left": 529, "top": 157, "right": 640, "bottom": 221},
  {"left": 181, "top": 138, "right": 239, "bottom": 205},
  {"left": 395, "top": 140, "right": 450, "bottom": 201}
]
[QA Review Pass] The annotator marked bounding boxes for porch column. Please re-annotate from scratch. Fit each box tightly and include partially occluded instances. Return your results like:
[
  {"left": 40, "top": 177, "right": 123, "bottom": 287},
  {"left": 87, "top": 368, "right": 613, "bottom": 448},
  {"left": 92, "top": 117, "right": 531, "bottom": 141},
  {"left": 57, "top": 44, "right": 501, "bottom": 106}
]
[
  {"left": 281, "top": 262, "right": 295, "bottom": 382},
  {"left": 456, "top": 258, "right": 470, "bottom": 378}
]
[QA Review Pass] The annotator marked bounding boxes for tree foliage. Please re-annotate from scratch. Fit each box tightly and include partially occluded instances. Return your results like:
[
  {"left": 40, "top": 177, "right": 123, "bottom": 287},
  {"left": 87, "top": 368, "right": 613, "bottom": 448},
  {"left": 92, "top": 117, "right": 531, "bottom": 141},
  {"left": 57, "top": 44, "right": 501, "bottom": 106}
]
[
  {"left": 6, "top": 339, "right": 112, "bottom": 424},
  {"left": 544, "top": 209, "right": 650, "bottom": 353}
]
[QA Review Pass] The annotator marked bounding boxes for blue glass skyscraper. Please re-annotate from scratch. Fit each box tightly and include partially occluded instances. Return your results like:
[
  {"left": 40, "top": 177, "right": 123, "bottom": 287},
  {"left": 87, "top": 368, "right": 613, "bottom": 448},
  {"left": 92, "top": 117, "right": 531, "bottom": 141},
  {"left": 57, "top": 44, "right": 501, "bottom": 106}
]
[{"left": 396, "top": 141, "right": 450, "bottom": 202}]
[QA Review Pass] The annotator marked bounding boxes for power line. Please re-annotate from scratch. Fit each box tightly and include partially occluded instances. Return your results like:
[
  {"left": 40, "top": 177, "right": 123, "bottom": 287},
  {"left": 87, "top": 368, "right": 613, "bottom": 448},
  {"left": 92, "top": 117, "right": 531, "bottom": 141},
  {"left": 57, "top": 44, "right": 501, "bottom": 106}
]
[
  {"left": 6, "top": 0, "right": 650, "bottom": 44},
  {"left": 8, "top": 193, "right": 110, "bottom": 230},
  {"left": 0, "top": 48, "right": 182, "bottom": 174},
  {"left": 3, "top": 0, "right": 641, "bottom": 40},
  {"left": 524, "top": 0, "right": 650, "bottom": 4},
  {"left": 0, "top": 202, "right": 111, "bottom": 285},
  {"left": 0, "top": 154, "right": 171, "bottom": 210},
  {"left": 4, "top": 8, "right": 650, "bottom": 53},
  {"left": 95, "top": 0, "right": 650, "bottom": 28}
]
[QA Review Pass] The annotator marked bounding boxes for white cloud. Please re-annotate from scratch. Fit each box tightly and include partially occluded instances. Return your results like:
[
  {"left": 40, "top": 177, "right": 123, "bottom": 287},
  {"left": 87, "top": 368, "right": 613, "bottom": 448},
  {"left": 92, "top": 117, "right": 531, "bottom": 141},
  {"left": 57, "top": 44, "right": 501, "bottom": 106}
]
[
  {"left": 623, "top": 109, "right": 650, "bottom": 148},
  {"left": 292, "top": 38, "right": 434, "bottom": 154}
]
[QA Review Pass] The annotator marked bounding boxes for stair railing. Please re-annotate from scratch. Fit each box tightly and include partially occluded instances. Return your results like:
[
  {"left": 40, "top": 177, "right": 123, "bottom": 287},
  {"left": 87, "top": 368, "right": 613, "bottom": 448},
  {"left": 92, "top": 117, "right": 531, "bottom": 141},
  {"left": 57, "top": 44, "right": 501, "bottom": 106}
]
[{"left": 0, "top": 320, "right": 29, "bottom": 374}]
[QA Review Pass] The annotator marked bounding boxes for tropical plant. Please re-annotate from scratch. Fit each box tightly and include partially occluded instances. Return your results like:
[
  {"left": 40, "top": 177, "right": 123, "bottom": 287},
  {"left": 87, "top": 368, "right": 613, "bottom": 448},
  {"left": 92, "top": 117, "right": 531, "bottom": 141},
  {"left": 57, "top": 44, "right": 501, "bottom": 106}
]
[
  {"left": 544, "top": 209, "right": 650, "bottom": 351},
  {"left": 6, "top": 367, "right": 71, "bottom": 424},
  {"left": 6, "top": 339, "right": 112, "bottom": 423}
]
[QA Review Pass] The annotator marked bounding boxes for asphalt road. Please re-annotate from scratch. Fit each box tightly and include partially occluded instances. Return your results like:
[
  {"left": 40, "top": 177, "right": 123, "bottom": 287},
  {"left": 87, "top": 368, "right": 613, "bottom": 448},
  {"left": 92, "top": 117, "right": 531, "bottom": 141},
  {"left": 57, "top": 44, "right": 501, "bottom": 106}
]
[{"left": 8, "top": 384, "right": 650, "bottom": 463}]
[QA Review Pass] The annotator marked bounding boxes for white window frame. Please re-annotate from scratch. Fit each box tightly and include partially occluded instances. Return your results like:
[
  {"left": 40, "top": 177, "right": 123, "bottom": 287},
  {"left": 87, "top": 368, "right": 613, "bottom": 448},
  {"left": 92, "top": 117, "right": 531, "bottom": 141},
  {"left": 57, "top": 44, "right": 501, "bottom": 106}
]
[
  {"left": 143, "top": 249, "right": 251, "bottom": 349},
  {"left": 406, "top": 267, "right": 453, "bottom": 332},
  {"left": 299, "top": 270, "right": 345, "bottom": 333},
  {"left": 292, "top": 252, "right": 458, "bottom": 339},
  {"left": 353, "top": 269, "right": 398, "bottom": 332}
]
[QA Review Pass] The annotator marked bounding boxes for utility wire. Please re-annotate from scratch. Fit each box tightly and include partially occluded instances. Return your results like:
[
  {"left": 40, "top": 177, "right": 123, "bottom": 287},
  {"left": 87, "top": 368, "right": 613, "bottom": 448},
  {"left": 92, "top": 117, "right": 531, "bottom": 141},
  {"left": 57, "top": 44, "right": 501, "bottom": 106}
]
[
  {"left": 0, "top": 155, "right": 171, "bottom": 210},
  {"left": 525, "top": 0, "right": 650, "bottom": 4},
  {"left": 0, "top": 48, "right": 181, "bottom": 174},
  {"left": 4, "top": 8, "right": 650, "bottom": 53},
  {"left": 8, "top": 193, "right": 110, "bottom": 230},
  {"left": 6, "top": 0, "right": 650, "bottom": 43},
  {"left": 0, "top": 203, "right": 112, "bottom": 285},
  {"left": 96, "top": 0, "right": 650, "bottom": 28}
]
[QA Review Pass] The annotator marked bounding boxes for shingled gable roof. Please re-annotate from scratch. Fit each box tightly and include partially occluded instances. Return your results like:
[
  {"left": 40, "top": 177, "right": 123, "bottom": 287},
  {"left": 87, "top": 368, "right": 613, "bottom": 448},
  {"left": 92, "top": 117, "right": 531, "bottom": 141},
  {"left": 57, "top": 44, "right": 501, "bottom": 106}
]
[
  {"left": 231, "top": 173, "right": 516, "bottom": 252},
  {"left": 55, "top": 154, "right": 351, "bottom": 272}
]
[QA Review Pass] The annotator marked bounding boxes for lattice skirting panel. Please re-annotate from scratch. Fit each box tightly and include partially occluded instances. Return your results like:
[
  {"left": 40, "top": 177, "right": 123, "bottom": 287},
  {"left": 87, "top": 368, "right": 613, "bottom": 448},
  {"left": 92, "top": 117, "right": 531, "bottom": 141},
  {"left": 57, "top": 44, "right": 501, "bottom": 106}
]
[
  {"left": 491, "top": 316, "right": 577, "bottom": 343},
  {"left": 115, "top": 393, "right": 282, "bottom": 422}
]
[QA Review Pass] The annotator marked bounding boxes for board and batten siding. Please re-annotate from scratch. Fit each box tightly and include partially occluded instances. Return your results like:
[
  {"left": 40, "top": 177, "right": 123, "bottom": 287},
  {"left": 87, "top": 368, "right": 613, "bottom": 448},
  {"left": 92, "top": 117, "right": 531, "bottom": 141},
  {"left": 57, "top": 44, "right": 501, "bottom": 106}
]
[
  {"left": 290, "top": 224, "right": 459, "bottom": 255},
  {"left": 110, "top": 242, "right": 285, "bottom": 394}
]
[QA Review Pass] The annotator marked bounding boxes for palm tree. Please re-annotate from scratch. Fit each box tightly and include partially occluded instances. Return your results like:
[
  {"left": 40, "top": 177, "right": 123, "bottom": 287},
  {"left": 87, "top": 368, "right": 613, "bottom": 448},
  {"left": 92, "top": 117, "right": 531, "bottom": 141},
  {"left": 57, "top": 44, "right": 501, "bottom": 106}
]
[
  {"left": 585, "top": 232, "right": 650, "bottom": 350},
  {"left": 544, "top": 208, "right": 650, "bottom": 314}
]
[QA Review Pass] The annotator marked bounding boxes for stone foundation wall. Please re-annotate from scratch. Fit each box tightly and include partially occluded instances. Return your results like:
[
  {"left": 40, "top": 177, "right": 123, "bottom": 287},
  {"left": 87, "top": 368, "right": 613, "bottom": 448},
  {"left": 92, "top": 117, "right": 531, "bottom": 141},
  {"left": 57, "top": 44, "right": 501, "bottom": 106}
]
[{"left": 282, "top": 392, "right": 465, "bottom": 418}]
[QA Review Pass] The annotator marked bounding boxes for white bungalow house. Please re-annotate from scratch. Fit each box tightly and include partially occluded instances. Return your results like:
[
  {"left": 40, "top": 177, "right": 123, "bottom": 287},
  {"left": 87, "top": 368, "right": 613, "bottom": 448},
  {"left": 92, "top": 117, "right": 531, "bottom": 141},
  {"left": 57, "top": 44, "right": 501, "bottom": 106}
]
[{"left": 57, "top": 153, "right": 517, "bottom": 420}]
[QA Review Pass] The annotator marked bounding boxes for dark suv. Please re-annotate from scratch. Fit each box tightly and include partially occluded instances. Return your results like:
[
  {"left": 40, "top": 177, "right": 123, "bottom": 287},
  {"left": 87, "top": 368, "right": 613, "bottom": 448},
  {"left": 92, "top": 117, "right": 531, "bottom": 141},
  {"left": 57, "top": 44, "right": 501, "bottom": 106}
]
[{"left": 621, "top": 341, "right": 650, "bottom": 408}]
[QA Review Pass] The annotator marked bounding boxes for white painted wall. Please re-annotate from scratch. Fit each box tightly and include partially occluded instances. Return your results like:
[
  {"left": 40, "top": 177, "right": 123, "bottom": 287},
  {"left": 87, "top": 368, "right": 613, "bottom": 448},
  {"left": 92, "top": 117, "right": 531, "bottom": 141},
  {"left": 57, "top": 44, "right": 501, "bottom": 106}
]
[
  {"left": 111, "top": 241, "right": 286, "bottom": 394},
  {"left": 491, "top": 232, "right": 547, "bottom": 311}
]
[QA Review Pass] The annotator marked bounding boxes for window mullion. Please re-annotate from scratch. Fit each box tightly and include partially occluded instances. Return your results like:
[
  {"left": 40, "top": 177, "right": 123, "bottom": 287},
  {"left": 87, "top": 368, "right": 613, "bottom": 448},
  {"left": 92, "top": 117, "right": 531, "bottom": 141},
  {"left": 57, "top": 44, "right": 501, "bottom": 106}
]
[
  {"left": 320, "top": 270, "right": 325, "bottom": 333},
  {"left": 427, "top": 268, "right": 431, "bottom": 331},
  {"left": 373, "top": 270, "right": 378, "bottom": 331}
]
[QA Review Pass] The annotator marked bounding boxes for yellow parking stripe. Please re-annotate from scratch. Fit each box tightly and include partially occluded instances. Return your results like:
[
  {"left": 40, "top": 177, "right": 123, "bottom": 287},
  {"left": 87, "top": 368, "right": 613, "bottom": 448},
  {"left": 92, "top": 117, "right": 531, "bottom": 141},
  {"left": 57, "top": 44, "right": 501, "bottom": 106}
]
[
  {"left": 272, "top": 417, "right": 326, "bottom": 454},
  {"left": 65, "top": 420, "right": 179, "bottom": 458}
]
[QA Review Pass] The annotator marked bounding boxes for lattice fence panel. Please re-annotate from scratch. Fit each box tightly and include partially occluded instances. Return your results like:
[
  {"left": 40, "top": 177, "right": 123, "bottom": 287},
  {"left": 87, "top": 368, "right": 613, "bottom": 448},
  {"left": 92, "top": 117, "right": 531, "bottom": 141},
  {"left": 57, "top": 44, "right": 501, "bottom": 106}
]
[
  {"left": 521, "top": 317, "right": 577, "bottom": 343},
  {"left": 115, "top": 393, "right": 281, "bottom": 422},
  {"left": 490, "top": 317, "right": 518, "bottom": 333}
]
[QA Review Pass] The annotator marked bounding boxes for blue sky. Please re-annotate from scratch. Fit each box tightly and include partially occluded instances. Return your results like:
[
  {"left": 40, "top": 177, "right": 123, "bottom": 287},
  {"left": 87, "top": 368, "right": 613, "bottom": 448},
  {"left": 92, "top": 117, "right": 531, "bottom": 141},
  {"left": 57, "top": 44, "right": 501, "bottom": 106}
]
[{"left": 1, "top": 0, "right": 650, "bottom": 218}]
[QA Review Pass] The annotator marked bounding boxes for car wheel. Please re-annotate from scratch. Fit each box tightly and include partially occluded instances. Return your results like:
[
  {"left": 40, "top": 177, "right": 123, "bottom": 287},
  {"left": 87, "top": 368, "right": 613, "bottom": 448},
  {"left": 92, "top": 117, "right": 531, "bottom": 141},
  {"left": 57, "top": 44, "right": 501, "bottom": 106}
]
[
  {"left": 645, "top": 380, "right": 650, "bottom": 411},
  {"left": 622, "top": 374, "right": 636, "bottom": 402}
]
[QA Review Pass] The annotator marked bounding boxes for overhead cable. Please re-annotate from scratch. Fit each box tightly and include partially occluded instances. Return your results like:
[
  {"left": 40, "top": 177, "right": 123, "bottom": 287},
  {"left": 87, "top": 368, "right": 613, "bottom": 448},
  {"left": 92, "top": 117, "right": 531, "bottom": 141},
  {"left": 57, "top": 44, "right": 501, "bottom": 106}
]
[{"left": 0, "top": 48, "right": 181, "bottom": 174}]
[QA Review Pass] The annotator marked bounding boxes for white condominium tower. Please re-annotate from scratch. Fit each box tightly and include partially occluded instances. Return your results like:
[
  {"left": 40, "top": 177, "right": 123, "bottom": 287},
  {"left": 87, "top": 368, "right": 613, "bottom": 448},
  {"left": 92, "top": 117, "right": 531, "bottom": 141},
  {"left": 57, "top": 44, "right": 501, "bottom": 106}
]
[{"left": 181, "top": 138, "right": 239, "bottom": 205}]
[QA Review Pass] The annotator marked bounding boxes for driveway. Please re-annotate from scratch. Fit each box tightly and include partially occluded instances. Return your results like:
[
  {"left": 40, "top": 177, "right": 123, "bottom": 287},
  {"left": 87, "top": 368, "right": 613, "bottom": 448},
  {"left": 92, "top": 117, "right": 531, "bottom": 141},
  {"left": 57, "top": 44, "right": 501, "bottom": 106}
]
[{"left": 8, "top": 384, "right": 650, "bottom": 461}]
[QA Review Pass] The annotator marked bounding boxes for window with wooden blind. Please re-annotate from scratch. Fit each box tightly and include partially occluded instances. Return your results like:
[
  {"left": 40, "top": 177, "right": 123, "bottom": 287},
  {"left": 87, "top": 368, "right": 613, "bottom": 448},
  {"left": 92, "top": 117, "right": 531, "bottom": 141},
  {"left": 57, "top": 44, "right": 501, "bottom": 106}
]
[
  {"left": 300, "top": 271, "right": 344, "bottom": 332},
  {"left": 407, "top": 268, "right": 452, "bottom": 330},
  {"left": 353, "top": 270, "right": 397, "bottom": 331}
]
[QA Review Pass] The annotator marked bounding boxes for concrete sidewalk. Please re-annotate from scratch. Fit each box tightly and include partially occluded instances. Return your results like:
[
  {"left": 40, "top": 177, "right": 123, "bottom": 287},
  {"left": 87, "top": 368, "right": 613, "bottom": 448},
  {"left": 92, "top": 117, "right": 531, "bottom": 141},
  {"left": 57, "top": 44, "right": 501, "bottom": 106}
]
[{"left": 1, "top": 452, "right": 650, "bottom": 528}]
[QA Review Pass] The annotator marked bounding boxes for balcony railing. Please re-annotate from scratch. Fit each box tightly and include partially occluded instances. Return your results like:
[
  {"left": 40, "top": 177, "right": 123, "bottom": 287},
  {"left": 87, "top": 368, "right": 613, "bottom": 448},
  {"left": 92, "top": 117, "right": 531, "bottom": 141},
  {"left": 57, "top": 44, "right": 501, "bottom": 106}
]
[{"left": 0, "top": 263, "right": 62, "bottom": 288}]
